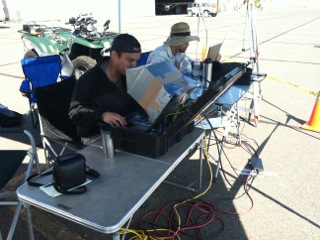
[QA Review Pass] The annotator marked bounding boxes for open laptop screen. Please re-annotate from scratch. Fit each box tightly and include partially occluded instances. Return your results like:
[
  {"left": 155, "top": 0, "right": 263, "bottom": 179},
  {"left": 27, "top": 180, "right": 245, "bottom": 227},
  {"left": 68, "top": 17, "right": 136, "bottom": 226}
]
[{"left": 207, "top": 42, "right": 222, "bottom": 61}]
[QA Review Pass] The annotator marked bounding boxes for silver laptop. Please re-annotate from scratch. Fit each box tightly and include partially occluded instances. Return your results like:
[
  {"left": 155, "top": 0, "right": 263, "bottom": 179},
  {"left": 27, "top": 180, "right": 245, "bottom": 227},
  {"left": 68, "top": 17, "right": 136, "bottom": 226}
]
[{"left": 207, "top": 42, "right": 222, "bottom": 61}]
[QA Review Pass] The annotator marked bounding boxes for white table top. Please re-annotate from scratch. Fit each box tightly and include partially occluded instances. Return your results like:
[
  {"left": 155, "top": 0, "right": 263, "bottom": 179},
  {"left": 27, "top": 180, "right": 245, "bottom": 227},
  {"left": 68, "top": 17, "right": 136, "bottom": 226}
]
[{"left": 17, "top": 128, "right": 204, "bottom": 234}]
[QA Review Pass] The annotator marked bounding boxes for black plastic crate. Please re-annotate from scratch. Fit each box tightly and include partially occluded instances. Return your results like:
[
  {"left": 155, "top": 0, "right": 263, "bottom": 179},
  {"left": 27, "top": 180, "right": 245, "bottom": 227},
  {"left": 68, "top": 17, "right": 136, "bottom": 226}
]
[
  {"left": 211, "top": 62, "right": 252, "bottom": 85},
  {"left": 112, "top": 121, "right": 194, "bottom": 158}
]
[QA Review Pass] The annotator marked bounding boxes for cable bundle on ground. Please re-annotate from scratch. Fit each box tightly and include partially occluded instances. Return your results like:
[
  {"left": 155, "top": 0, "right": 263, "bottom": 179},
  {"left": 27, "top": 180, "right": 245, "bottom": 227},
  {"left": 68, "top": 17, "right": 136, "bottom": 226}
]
[{"left": 139, "top": 199, "right": 224, "bottom": 239}]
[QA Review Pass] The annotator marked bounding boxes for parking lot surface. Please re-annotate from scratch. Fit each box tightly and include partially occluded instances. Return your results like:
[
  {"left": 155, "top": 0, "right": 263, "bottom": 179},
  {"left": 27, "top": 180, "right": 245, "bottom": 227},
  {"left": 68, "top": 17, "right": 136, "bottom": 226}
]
[{"left": 1, "top": 7, "right": 320, "bottom": 240}]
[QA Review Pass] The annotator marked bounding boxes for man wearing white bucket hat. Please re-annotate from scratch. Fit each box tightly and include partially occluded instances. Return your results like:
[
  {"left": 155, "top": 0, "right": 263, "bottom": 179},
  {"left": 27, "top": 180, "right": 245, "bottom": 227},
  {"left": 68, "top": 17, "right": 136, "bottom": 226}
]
[{"left": 147, "top": 22, "right": 200, "bottom": 68}]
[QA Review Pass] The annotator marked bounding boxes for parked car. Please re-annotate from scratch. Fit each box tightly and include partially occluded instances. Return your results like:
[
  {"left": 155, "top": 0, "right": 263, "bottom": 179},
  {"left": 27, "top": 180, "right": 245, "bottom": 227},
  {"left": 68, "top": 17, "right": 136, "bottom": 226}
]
[{"left": 187, "top": 2, "right": 218, "bottom": 17}]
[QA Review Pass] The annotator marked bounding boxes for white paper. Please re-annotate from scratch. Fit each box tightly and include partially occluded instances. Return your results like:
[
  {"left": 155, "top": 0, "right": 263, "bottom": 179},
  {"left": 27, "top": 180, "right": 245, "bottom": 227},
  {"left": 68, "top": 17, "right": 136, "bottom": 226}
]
[
  {"left": 40, "top": 179, "right": 92, "bottom": 198},
  {"left": 40, "top": 184, "right": 62, "bottom": 197}
]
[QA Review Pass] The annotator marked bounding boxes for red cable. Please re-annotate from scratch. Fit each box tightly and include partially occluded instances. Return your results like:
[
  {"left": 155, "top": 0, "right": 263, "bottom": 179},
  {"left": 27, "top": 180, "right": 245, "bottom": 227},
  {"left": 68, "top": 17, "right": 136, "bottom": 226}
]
[{"left": 140, "top": 200, "right": 224, "bottom": 239}]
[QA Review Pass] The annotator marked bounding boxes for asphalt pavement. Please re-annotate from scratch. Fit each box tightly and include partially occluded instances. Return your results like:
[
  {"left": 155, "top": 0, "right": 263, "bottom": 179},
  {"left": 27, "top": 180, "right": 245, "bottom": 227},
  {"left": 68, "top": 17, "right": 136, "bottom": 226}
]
[{"left": 0, "top": 7, "right": 320, "bottom": 240}]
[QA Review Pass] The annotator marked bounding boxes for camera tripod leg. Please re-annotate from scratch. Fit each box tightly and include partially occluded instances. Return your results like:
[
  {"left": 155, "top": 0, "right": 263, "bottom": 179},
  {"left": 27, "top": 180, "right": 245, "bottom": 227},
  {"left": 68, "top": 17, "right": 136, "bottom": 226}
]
[{"left": 242, "top": 0, "right": 264, "bottom": 124}]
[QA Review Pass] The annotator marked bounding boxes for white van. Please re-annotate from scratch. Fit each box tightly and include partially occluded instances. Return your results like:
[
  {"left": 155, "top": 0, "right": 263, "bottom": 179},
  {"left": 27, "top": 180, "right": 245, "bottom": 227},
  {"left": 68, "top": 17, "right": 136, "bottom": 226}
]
[{"left": 187, "top": 2, "right": 217, "bottom": 17}]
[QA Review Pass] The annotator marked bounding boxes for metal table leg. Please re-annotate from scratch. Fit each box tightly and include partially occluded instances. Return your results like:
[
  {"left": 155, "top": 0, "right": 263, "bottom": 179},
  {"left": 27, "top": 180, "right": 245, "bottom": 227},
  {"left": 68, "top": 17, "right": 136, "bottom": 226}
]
[{"left": 24, "top": 203, "right": 35, "bottom": 240}]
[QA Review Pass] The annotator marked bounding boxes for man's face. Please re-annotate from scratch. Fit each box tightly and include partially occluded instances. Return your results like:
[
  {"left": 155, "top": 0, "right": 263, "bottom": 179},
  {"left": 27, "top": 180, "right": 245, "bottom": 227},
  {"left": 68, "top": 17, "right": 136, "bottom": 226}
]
[
  {"left": 113, "top": 51, "right": 141, "bottom": 75},
  {"left": 177, "top": 42, "right": 189, "bottom": 53}
]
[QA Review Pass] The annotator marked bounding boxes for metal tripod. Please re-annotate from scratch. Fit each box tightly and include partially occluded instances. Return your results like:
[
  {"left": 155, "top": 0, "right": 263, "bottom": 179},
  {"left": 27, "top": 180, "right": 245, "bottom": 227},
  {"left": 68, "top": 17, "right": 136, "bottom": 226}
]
[
  {"left": 241, "top": 0, "right": 266, "bottom": 125},
  {"left": 242, "top": 0, "right": 260, "bottom": 73},
  {"left": 206, "top": 0, "right": 267, "bottom": 182}
]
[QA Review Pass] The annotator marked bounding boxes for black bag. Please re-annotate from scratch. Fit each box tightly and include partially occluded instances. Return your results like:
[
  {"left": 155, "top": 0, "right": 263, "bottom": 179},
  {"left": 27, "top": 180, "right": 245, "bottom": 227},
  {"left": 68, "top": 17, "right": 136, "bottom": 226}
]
[
  {"left": 27, "top": 153, "right": 99, "bottom": 194},
  {"left": 53, "top": 153, "right": 87, "bottom": 194}
]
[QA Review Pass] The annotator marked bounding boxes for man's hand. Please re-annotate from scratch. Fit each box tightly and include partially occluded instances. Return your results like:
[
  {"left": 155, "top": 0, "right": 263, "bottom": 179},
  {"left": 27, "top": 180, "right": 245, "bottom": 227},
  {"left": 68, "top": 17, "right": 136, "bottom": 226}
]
[{"left": 101, "top": 112, "right": 127, "bottom": 127}]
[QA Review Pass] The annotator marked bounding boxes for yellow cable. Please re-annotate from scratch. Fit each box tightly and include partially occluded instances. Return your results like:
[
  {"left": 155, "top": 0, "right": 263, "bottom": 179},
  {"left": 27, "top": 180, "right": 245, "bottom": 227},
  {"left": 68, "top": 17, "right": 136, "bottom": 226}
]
[
  {"left": 119, "top": 228, "right": 181, "bottom": 240},
  {"left": 173, "top": 114, "right": 214, "bottom": 235},
  {"left": 164, "top": 108, "right": 184, "bottom": 123},
  {"left": 121, "top": 115, "right": 214, "bottom": 239}
]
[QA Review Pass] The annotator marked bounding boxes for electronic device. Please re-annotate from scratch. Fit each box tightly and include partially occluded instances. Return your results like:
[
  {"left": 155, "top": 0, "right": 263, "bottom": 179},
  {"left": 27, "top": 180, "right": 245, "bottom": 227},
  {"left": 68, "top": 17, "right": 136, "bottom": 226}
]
[
  {"left": 251, "top": 157, "right": 264, "bottom": 171},
  {"left": 206, "top": 42, "right": 222, "bottom": 61},
  {"left": 111, "top": 62, "right": 249, "bottom": 158}
]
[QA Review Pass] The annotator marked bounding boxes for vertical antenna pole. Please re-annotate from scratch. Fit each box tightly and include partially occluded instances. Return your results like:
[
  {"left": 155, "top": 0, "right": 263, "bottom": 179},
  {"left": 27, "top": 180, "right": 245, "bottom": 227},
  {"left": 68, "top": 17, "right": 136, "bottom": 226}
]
[{"left": 118, "top": 0, "right": 122, "bottom": 33}]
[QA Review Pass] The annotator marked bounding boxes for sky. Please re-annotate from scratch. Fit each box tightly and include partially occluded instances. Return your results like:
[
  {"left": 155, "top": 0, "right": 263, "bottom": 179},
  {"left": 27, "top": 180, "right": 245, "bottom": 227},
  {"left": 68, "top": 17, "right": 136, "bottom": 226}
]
[{"left": 5, "top": 0, "right": 154, "bottom": 23}]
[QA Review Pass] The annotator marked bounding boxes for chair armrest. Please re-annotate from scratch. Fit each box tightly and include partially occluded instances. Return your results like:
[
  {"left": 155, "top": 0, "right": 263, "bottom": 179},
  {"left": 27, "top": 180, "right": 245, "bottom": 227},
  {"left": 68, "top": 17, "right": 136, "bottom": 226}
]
[{"left": 0, "top": 128, "right": 24, "bottom": 134}]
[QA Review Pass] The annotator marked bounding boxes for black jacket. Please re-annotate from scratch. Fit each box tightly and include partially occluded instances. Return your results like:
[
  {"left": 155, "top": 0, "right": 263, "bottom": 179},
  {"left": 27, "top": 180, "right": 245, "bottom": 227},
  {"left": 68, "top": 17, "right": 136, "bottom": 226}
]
[{"left": 69, "top": 60, "right": 143, "bottom": 138}]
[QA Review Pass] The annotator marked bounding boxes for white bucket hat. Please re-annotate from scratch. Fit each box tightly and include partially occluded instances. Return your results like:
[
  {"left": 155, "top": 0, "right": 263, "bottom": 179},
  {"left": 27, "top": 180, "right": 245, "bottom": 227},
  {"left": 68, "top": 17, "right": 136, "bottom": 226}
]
[{"left": 163, "top": 22, "right": 200, "bottom": 46}]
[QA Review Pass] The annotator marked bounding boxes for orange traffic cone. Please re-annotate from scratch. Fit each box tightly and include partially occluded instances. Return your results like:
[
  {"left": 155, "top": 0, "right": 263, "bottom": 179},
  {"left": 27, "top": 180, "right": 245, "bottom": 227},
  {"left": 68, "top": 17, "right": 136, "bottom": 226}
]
[{"left": 301, "top": 91, "right": 320, "bottom": 133}]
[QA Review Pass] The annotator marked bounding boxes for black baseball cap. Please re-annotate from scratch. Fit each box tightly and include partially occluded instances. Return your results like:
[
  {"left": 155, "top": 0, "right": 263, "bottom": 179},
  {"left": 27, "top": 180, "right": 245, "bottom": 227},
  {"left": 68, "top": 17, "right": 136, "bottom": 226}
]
[{"left": 105, "top": 33, "right": 141, "bottom": 53}]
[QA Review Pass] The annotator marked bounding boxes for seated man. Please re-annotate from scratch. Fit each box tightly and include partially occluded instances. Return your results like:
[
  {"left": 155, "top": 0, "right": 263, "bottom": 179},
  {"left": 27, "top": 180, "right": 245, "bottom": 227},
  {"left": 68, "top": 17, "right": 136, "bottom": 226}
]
[
  {"left": 147, "top": 22, "right": 200, "bottom": 68},
  {"left": 69, "top": 33, "right": 144, "bottom": 145}
]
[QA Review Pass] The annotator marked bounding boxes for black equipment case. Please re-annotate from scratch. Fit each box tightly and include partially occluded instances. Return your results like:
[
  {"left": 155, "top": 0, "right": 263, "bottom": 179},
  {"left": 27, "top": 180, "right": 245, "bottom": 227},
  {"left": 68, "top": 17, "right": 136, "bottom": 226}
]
[{"left": 110, "top": 62, "right": 251, "bottom": 158}]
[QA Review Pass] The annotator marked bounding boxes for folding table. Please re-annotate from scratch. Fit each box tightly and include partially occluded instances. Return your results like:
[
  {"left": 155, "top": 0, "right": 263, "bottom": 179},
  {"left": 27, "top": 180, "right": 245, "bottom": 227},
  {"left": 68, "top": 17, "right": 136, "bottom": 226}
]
[{"left": 17, "top": 128, "right": 205, "bottom": 240}]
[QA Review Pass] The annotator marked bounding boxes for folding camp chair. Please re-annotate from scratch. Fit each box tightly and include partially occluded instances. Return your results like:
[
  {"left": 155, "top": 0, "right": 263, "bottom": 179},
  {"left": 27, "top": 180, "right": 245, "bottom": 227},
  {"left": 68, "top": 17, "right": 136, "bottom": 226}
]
[
  {"left": 20, "top": 54, "right": 73, "bottom": 128},
  {"left": 34, "top": 76, "right": 83, "bottom": 167},
  {"left": 136, "top": 51, "right": 152, "bottom": 66},
  {"left": 0, "top": 128, "right": 40, "bottom": 240}
]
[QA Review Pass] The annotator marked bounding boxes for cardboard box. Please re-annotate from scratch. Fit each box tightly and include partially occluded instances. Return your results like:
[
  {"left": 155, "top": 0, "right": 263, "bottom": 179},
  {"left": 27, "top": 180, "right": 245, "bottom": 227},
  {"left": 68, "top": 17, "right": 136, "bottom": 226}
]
[{"left": 126, "top": 61, "right": 194, "bottom": 124}]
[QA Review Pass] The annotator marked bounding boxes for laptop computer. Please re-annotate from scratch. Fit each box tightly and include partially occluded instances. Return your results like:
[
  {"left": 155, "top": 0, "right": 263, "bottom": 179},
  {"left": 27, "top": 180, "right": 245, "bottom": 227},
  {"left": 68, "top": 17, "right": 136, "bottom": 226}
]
[{"left": 207, "top": 42, "right": 222, "bottom": 61}]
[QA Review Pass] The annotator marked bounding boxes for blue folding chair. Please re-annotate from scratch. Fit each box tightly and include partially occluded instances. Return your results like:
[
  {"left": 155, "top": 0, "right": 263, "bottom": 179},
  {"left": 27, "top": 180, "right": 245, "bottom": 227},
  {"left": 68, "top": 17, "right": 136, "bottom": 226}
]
[
  {"left": 19, "top": 55, "right": 72, "bottom": 128},
  {"left": 136, "top": 51, "right": 152, "bottom": 66}
]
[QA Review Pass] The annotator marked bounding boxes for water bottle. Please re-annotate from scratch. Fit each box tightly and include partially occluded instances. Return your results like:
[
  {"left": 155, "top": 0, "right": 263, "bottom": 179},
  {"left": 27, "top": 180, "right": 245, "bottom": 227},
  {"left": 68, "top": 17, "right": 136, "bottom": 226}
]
[
  {"left": 180, "top": 57, "right": 192, "bottom": 78},
  {"left": 192, "top": 59, "right": 202, "bottom": 81}
]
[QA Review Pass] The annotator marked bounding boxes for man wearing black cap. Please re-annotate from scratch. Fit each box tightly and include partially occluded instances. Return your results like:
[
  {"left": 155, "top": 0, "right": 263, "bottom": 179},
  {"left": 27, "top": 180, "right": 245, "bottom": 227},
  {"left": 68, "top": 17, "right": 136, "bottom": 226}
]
[{"left": 69, "top": 33, "right": 144, "bottom": 144}]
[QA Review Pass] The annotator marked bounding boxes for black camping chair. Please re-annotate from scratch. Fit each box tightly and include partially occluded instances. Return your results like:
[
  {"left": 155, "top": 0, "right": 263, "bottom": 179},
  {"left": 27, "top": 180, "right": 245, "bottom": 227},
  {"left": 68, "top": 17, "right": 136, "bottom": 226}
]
[
  {"left": 34, "top": 76, "right": 83, "bottom": 168},
  {"left": 0, "top": 128, "right": 40, "bottom": 240}
]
